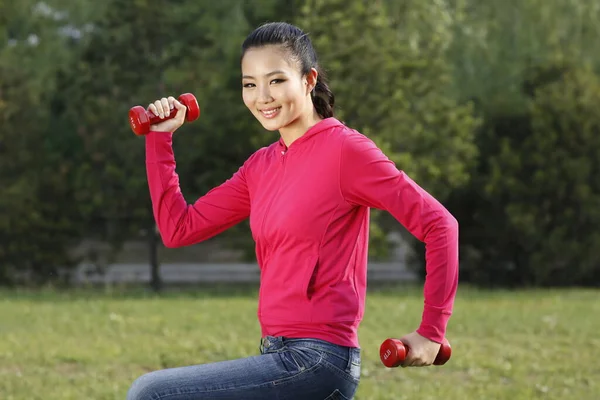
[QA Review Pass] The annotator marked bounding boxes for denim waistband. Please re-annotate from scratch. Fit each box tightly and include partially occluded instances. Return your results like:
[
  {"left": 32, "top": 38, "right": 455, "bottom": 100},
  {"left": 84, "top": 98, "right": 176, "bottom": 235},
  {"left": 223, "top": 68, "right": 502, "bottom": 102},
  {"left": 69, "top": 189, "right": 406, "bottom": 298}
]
[{"left": 259, "top": 336, "right": 361, "bottom": 363}]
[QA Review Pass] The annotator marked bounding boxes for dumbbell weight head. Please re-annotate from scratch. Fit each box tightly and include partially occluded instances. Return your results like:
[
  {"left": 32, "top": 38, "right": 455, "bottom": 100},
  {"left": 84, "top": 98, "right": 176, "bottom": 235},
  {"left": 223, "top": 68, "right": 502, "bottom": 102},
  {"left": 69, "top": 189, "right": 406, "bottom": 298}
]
[
  {"left": 433, "top": 338, "right": 452, "bottom": 365},
  {"left": 379, "top": 337, "right": 452, "bottom": 368},
  {"left": 380, "top": 338, "right": 407, "bottom": 368},
  {"left": 129, "top": 93, "right": 200, "bottom": 136}
]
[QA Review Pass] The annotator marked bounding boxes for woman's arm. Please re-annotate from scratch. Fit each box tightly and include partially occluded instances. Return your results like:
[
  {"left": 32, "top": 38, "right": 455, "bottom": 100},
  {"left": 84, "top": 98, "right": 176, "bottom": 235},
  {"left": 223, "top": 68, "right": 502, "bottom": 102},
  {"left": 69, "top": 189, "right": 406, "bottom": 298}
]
[
  {"left": 339, "top": 132, "right": 459, "bottom": 343},
  {"left": 145, "top": 131, "right": 251, "bottom": 248}
]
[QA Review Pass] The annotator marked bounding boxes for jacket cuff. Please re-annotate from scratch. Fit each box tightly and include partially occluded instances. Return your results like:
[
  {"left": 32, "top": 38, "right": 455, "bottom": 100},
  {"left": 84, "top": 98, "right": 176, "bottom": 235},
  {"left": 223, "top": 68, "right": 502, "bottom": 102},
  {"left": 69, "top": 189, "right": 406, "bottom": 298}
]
[{"left": 416, "top": 307, "right": 452, "bottom": 343}]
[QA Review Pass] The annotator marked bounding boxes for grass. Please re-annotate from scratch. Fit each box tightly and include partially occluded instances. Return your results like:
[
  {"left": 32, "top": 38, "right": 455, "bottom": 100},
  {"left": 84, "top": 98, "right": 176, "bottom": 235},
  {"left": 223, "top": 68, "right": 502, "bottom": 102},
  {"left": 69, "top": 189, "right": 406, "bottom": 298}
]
[{"left": 0, "top": 284, "right": 599, "bottom": 399}]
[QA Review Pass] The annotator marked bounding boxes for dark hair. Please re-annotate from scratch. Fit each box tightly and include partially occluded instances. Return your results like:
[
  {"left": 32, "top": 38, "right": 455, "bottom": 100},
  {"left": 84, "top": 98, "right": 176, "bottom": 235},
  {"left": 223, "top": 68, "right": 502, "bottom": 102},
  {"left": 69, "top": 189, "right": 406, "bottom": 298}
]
[{"left": 241, "top": 22, "right": 335, "bottom": 119}]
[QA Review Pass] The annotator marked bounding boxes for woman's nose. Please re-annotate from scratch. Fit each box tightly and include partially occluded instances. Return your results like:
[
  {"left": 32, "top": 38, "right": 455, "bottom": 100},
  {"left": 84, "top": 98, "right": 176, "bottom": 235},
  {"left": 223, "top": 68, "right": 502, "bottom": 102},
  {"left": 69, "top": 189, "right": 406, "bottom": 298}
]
[{"left": 258, "top": 85, "right": 273, "bottom": 103}]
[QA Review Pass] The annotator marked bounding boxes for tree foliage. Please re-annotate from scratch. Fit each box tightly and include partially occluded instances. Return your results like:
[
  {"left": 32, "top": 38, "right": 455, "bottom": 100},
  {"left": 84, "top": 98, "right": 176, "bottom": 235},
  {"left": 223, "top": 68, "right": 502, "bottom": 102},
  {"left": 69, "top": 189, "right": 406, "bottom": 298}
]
[
  {"left": 0, "top": 0, "right": 102, "bottom": 284},
  {"left": 454, "top": 63, "right": 600, "bottom": 287},
  {"left": 1, "top": 0, "right": 599, "bottom": 287},
  {"left": 296, "top": 0, "right": 479, "bottom": 259}
]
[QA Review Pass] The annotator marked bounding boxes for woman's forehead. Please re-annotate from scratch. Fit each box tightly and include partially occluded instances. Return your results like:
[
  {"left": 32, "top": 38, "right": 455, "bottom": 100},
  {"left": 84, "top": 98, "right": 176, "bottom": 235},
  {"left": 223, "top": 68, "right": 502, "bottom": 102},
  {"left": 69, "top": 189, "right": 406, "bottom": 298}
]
[{"left": 242, "top": 46, "right": 298, "bottom": 75}]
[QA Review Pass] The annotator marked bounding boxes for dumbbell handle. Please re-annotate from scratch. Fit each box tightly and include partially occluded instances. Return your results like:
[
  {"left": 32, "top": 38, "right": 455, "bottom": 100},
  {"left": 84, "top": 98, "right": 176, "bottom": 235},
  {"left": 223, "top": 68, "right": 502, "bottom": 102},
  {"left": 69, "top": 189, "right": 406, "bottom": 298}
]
[
  {"left": 379, "top": 338, "right": 452, "bottom": 368},
  {"left": 144, "top": 106, "right": 179, "bottom": 126},
  {"left": 129, "top": 93, "right": 200, "bottom": 136}
]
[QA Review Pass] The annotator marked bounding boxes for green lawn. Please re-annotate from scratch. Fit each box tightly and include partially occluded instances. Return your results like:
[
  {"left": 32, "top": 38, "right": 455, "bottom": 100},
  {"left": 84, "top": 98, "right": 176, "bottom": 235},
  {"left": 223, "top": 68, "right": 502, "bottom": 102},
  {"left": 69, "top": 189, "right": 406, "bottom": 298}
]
[{"left": 1, "top": 284, "right": 598, "bottom": 399}]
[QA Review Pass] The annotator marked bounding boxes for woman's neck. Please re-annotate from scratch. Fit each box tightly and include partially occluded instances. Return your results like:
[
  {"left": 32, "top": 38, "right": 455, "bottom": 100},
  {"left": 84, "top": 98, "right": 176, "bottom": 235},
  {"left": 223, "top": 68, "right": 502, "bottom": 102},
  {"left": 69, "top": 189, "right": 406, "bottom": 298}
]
[{"left": 279, "top": 108, "right": 323, "bottom": 148}]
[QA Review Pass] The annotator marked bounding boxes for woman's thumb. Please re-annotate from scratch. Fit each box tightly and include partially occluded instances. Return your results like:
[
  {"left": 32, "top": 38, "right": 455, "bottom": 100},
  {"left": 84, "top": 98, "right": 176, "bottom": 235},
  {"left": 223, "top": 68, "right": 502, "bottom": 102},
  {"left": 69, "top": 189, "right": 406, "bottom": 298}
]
[{"left": 173, "top": 99, "right": 187, "bottom": 119}]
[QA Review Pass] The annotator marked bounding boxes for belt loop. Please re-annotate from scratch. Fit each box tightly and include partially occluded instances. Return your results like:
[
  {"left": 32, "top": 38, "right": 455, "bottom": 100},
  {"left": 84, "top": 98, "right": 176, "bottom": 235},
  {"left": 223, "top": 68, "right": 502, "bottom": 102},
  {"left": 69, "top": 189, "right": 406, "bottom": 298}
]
[
  {"left": 259, "top": 337, "right": 265, "bottom": 354},
  {"left": 347, "top": 347, "right": 360, "bottom": 372}
]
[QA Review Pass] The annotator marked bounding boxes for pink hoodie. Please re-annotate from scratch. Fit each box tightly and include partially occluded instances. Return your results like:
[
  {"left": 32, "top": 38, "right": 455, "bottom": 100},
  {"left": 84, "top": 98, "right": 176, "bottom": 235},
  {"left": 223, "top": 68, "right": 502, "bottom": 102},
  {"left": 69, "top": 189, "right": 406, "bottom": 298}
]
[{"left": 145, "top": 117, "right": 459, "bottom": 348}]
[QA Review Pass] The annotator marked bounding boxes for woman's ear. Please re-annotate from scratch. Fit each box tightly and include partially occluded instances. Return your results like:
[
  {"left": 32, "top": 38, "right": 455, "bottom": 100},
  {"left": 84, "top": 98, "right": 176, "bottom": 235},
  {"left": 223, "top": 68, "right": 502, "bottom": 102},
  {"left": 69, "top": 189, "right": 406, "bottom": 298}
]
[{"left": 306, "top": 68, "right": 319, "bottom": 94}]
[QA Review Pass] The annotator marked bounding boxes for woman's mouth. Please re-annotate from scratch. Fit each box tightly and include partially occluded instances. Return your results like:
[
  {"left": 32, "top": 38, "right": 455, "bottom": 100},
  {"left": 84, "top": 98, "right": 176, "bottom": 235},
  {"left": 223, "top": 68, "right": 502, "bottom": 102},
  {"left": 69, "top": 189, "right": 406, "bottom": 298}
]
[{"left": 260, "top": 107, "right": 281, "bottom": 119}]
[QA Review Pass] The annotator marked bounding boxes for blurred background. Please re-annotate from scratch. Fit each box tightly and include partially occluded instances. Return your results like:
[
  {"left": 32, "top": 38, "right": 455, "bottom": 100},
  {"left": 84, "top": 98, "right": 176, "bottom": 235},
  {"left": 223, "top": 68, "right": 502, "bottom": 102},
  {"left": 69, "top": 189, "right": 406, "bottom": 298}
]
[
  {"left": 1, "top": 0, "right": 600, "bottom": 399},
  {"left": 3, "top": 0, "right": 600, "bottom": 290}
]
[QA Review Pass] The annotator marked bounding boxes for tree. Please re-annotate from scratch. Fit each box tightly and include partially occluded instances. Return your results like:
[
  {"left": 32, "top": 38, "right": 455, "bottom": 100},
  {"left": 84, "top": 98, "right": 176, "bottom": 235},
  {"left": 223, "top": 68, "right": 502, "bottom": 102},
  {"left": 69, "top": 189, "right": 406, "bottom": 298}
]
[
  {"left": 59, "top": 0, "right": 275, "bottom": 286},
  {"left": 445, "top": 0, "right": 600, "bottom": 287},
  {"left": 296, "top": 0, "right": 479, "bottom": 260},
  {"left": 0, "top": 0, "right": 101, "bottom": 284}
]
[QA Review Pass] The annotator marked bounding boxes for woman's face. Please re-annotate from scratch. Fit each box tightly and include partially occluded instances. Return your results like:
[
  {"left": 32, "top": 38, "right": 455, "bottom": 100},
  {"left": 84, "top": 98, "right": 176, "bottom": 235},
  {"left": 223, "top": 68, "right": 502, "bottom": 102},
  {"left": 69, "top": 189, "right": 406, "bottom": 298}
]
[{"left": 241, "top": 45, "right": 316, "bottom": 132}]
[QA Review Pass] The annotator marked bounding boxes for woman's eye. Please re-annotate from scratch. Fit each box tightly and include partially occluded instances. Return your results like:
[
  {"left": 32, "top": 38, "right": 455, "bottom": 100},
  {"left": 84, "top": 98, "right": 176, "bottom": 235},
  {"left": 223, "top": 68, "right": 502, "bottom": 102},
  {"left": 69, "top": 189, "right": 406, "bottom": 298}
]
[{"left": 243, "top": 79, "right": 284, "bottom": 88}]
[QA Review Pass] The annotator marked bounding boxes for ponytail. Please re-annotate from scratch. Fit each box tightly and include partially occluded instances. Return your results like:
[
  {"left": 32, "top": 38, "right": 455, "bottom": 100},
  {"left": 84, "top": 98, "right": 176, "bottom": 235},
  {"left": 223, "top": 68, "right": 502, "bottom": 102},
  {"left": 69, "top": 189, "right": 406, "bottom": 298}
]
[{"left": 312, "top": 73, "right": 335, "bottom": 119}]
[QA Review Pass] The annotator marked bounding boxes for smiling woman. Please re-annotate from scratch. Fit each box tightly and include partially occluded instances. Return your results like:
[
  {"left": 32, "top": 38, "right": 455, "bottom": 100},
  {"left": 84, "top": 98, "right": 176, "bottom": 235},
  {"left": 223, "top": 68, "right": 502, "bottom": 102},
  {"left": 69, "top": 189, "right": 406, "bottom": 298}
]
[
  {"left": 240, "top": 23, "right": 334, "bottom": 148},
  {"left": 129, "top": 21, "right": 459, "bottom": 400}
]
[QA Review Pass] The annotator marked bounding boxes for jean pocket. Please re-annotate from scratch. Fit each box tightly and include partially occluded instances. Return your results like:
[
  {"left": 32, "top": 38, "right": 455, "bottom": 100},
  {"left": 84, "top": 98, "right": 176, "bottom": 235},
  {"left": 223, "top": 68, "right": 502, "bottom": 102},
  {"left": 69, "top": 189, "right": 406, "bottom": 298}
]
[
  {"left": 282, "top": 346, "right": 323, "bottom": 373},
  {"left": 322, "top": 356, "right": 361, "bottom": 384},
  {"left": 324, "top": 389, "right": 351, "bottom": 400}
]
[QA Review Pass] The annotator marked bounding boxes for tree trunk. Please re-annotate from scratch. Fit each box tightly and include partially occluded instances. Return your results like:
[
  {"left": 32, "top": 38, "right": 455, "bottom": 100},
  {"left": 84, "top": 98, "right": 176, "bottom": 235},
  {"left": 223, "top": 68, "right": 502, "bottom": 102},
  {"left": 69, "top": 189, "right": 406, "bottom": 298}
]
[{"left": 149, "top": 221, "right": 162, "bottom": 292}]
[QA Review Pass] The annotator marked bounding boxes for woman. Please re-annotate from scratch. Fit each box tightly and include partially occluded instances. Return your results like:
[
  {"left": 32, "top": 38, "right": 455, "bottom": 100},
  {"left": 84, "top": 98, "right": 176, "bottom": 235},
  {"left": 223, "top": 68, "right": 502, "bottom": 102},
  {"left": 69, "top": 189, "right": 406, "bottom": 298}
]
[{"left": 127, "top": 21, "right": 459, "bottom": 400}]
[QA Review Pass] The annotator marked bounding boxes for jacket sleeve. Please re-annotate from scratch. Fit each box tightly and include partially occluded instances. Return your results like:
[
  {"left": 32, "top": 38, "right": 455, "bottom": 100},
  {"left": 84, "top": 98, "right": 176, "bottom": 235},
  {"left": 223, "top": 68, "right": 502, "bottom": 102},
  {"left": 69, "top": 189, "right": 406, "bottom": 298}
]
[
  {"left": 145, "top": 131, "right": 251, "bottom": 248},
  {"left": 339, "top": 132, "right": 459, "bottom": 343}
]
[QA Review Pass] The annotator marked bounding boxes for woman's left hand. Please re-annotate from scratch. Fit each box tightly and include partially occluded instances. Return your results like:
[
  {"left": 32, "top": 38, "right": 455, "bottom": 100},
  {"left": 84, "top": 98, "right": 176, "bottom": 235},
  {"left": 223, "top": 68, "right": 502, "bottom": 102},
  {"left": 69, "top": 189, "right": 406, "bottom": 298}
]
[{"left": 398, "top": 331, "right": 442, "bottom": 367}]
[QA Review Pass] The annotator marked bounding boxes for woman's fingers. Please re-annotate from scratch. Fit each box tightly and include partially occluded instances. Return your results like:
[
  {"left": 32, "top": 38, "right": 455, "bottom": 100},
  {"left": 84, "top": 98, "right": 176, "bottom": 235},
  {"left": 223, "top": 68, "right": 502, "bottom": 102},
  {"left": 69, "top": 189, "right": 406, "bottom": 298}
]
[
  {"left": 148, "top": 103, "right": 158, "bottom": 117},
  {"left": 146, "top": 95, "right": 187, "bottom": 133},
  {"left": 148, "top": 96, "right": 183, "bottom": 119},
  {"left": 153, "top": 100, "right": 164, "bottom": 118},
  {"left": 161, "top": 97, "right": 171, "bottom": 117}
]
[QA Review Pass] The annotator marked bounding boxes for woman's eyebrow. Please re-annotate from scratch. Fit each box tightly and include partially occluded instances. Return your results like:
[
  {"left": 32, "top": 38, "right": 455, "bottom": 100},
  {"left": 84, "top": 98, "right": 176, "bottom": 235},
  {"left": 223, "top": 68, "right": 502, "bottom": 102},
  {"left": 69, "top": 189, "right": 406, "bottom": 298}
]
[{"left": 242, "top": 70, "right": 286, "bottom": 79}]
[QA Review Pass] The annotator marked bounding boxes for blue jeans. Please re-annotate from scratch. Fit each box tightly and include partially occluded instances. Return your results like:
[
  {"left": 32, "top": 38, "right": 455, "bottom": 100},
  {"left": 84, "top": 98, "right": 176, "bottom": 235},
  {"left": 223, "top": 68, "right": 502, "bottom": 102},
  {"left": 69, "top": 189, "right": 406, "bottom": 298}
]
[{"left": 126, "top": 336, "right": 361, "bottom": 400}]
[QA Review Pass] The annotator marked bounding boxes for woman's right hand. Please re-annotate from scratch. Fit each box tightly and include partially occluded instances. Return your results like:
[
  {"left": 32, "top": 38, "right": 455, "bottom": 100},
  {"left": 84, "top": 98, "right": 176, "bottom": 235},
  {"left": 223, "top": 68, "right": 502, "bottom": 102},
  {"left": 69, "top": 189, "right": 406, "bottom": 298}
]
[{"left": 147, "top": 96, "right": 188, "bottom": 133}]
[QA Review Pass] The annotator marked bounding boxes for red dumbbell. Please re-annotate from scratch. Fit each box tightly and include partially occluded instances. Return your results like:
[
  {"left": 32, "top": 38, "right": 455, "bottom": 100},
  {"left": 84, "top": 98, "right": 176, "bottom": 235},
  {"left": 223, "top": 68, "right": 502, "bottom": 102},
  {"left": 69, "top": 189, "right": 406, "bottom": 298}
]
[
  {"left": 379, "top": 337, "right": 452, "bottom": 368},
  {"left": 129, "top": 93, "right": 200, "bottom": 136}
]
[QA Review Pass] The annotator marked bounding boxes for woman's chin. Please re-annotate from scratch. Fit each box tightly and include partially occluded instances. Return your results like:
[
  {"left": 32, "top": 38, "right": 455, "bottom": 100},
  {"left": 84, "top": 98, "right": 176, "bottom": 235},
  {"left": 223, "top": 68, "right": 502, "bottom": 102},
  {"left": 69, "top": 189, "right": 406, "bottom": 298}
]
[
  {"left": 258, "top": 118, "right": 285, "bottom": 132},
  {"left": 261, "top": 124, "right": 281, "bottom": 132}
]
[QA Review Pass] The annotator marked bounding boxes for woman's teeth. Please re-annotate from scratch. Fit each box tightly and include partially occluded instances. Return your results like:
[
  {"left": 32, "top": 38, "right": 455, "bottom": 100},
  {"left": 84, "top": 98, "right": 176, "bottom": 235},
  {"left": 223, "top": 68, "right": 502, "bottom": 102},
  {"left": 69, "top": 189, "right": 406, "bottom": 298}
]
[{"left": 261, "top": 107, "right": 281, "bottom": 118}]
